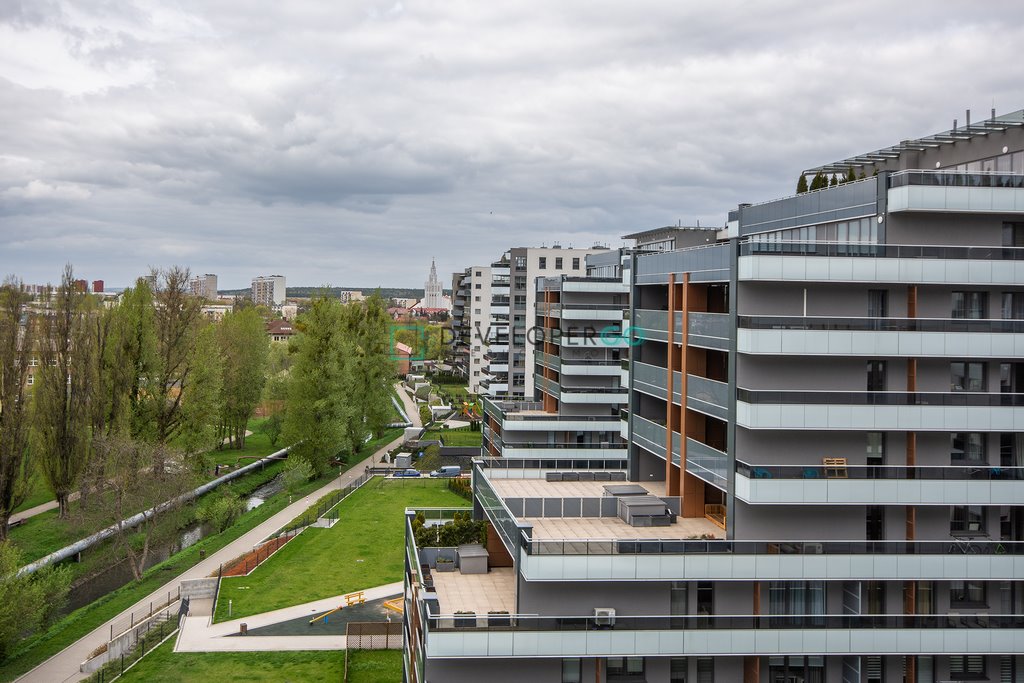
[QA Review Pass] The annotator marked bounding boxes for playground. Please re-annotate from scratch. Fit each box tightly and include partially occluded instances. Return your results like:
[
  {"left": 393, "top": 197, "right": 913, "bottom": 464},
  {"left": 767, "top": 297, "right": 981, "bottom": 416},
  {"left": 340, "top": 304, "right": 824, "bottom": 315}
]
[{"left": 213, "top": 477, "right": 468, "bottom": 622}]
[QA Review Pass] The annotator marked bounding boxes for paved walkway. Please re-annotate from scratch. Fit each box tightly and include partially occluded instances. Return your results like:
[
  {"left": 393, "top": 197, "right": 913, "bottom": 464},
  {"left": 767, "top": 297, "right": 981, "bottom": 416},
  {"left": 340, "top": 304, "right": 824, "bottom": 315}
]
[
  {"left": 174, "top": 582, "right": 403, "bottom": 652},
  {"left": 17, "top": 432, "right": 409, "bottom": 683},
  {"left": 395, "top": 381, "right": 423, "bottom": 428}
]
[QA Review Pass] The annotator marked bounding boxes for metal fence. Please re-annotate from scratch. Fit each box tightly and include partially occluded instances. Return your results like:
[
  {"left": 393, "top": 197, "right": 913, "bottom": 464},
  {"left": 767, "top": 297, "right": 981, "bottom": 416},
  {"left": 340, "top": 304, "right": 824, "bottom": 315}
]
[
  {"left": 107, "top": 587, "right": 180, "bottom": 641},
  {"left": 89, "top": 599, "right": 188, "bottom": 683},
  {"left": 347, "top": 621, "right": 403, "bottom": 649}
]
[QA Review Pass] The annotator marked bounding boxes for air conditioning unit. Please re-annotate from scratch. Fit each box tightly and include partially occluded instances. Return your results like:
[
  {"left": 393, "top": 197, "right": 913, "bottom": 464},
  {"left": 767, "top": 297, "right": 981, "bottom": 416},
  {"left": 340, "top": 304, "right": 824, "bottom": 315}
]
[{"left": 593, "top": 607, "right": 616, "bottom": 627}]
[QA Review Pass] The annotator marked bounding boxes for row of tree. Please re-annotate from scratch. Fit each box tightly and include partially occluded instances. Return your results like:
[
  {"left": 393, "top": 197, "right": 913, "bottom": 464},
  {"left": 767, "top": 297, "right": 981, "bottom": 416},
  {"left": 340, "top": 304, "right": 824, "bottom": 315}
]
[
  {"left": 0, "top": 266, "right": 271, "bottom": 539},
  {"left": 796, "top": 166, "right": 875, "bottom": 193},
  {"left": 282, "top": 292, "right": 396, "bottom": 476}
]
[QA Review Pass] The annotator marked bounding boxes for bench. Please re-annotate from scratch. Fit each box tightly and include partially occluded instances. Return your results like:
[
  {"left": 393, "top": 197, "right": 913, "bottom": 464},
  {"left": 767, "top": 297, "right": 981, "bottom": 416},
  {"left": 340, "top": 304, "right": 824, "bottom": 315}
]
[
  {"left": 823, "top": 458, "right": 848, "bottom": 478},
  {"left": 704, "top": 504, "right": 727, "bottom": 530}
]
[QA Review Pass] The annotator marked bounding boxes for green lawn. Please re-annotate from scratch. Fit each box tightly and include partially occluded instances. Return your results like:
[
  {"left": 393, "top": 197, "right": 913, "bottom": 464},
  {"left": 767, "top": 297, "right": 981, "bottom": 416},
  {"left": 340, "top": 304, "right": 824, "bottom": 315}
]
[
  {"left": 117, "top": 639, "right": 343, "bottom": 682},
  {"left": 12, "top": 474, "right": 53, "bottom": 514},
  {"left": 348, "top": 649, "right": 403, "bottom": 683},
  {"left": 0, "top": 468, "right": 340, "bottom": 683},
  {"left": 215, "top": 478, "right": 468, "bottom": 621},
  {"left": 423, "top": 428, "right": 481, "bottom": 448}
]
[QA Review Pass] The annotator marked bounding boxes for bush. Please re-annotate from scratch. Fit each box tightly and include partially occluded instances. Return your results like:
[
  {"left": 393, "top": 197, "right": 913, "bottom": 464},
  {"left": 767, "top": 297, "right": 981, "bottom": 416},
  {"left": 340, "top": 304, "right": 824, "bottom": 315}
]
[
  {"left": 417, "top": 444, "right": 441, "bottom": 472},
  {"left": 415, "top": 517, "right": 487, "bottom": 548},
  {"left": 447, "top": 478, "right": 472, "bottom": 501},
  {"left": 418, "top": 404, "right": 432, "bottom": 426},
  {"left": 282, "top": 457, "right": 314, "bottom": 494},
  {"left": 196, "top": 491, "right": 246, "bottom": 532}
]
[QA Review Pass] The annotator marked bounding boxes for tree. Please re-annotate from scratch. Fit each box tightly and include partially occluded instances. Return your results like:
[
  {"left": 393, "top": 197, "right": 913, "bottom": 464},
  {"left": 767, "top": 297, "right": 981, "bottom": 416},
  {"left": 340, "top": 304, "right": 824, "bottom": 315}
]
[
  {"left": 809, "top": 171, "right": 826, "bottom": 191},
  {"left": 217, "top": 309, "right": 268, "bottom": 450},
  {"left": 796, "top": 174, "right": 808, "bottom": 194},
  {"left": 356, "top": 294, "right": 396, "bottom": 440},
  {"left": 0, "top": 281, "right": 35, "bottom": 539},
  {"left": 845, "top": 166, "right": 857, "bottom": 183},
  {"left": 34, "top": 266, "right": 92, "bottom": 519},
  {"left": 259, "top": 412, "right": 283, "bottom": 447},
  {"left": 283, "top": 295, "right": 346, "bottom": 476},
  {"left": 178, "top": 323, "right": 223, "bottom": 466},
  {"left": 0, "top": 541, "right": 70, "bottom": 660},
  {"left": 109, "top": 279, "right": 158, "bottom": 441},
  {"left": 82, "top": 435, "right": 193, "bottom": 581},
  {"left": 149, "top": 267, "right": 204, "bottom": 469}
]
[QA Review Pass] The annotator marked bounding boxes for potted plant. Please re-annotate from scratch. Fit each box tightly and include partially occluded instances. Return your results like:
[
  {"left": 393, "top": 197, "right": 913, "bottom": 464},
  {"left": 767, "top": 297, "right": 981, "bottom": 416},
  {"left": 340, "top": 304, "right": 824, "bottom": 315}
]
[
  {"left": 435, "top": 557, "right": 456, "bottom": 573},
  {"left": 488, "top": 611, "right": 511, "bottom": 627},
  {"left": 454, "top": 611, "right": 476, "bottom": 628}
]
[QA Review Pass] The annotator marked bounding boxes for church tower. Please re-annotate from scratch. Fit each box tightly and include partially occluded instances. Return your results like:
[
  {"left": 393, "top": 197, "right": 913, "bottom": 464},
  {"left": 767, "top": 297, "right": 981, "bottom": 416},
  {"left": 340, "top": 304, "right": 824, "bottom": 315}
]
[{"left": 423, "top": 258, "right": 443, "bottom": 309}]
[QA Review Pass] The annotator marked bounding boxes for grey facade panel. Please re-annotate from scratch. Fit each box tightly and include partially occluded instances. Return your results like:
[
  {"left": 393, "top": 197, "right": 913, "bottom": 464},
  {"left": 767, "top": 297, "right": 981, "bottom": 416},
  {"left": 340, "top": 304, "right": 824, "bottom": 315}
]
[{"left": 738, "top": 176, "right": 878, "bottom": 235}]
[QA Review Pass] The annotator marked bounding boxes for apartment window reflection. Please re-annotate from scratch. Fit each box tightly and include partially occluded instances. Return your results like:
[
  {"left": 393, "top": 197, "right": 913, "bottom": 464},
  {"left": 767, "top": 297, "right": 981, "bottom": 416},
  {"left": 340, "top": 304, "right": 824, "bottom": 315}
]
[
  {"left": 769, "top": 656, "right": 824, "bottom": 683},
  {"left": 951, "top": 362, "right": 985, "bottom": 391},
  {"left": 951, "top": 433, "right": 986, "bottom": 464},
  {"left": 949, "top": 655, "right": 986, "bottom": 680},
  {"left": 561, "top": 658, "right": 582, "bottom": 683},
  {"left": 952, "top": 291, "right": 987, "bottom": 319},
  {"left": 951, "top": 505, "right": 985, "bottom": 535},
  {"left": 950, "top": 581, "right": 987, "bottom": 608},
  {"left": 606, "top": 657, "right": 644, "bottom": 682}
]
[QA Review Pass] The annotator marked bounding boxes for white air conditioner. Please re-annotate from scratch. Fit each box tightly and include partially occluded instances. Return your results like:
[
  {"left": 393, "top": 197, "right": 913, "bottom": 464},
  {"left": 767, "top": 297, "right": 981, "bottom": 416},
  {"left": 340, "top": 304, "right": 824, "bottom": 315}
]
[{"left": 593, "top": 607, "right": 616, "bottom": 626}]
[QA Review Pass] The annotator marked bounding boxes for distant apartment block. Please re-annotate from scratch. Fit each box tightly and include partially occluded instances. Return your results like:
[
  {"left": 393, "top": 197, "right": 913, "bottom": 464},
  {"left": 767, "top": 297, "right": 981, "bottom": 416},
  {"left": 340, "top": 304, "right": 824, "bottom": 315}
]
[
  {"left": 92, "top": 280, "right": 104, "bottom": 293},
  {"left": 189, "top": 273, "right": 218, "bottom": 300},
  {"left": 339, "top": 290, "right": 365, "bottom": 304},
  {"left": 251, "top": 275, "right": 286, "bottom": 307},
  {"left": 451, "top": 264, "right": 492, "bottom": 393}
]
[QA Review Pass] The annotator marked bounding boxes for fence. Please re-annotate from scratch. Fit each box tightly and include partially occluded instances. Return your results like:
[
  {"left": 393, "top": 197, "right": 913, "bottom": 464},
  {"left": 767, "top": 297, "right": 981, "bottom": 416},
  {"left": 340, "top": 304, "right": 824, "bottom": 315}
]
[
  {"left": 282, "top": 470, "right": 373, "bottom": 531},
  {"left": 87, "top": 599, "right": 188, "bottom": 682},
  {"left": 107, "top": 587, "right": 181, "bottom": 641},
  {"left": 347, "top": 621, "right": 403, "bottom": 649}
]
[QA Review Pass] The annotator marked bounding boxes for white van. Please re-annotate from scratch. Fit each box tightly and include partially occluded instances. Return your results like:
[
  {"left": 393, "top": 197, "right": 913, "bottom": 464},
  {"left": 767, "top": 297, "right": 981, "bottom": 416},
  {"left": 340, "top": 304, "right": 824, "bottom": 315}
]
[{"left": 430, "top": 465, "right": 462, "bottom": 478}]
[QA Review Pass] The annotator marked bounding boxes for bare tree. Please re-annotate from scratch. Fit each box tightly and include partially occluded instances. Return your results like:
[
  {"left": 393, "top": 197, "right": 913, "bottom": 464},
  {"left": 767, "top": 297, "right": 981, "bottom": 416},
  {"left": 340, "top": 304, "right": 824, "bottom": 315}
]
[
  {"left": 83, "top": 435, "right": 194, "bottom": 581},
  {"left": 34, "top": 266, "right": 91, "bottom": 519},
  {"left": 0, "top": 280, "right": 35, "bottom": 539}
]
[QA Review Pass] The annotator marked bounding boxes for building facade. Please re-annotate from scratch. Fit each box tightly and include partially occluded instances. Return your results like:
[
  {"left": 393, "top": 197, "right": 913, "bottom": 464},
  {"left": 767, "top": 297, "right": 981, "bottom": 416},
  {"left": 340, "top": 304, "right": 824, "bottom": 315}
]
[
  {"left": 251, "top": 275, "right": 286, "bottom": 307},
  {"left": 424, "top": 259, "right": 445, "bottom": 310},
  {"left": 189, "top": 273, "right": 218, "bottom": 300},
  {"left": 405, "top": 110, "right": 1024, "bottom": 683}
]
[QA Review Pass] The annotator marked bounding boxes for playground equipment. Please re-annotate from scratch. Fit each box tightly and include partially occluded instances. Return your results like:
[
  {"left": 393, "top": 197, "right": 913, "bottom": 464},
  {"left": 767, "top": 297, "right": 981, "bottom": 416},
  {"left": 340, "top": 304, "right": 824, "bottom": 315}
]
[
  {"left": 383, "top": 597, "right": 404, "bottom": 614},
  {"left": 308, "top": 590, "right": 367, "bottom": 625},
  {"left": 460, "top": 401, "right": 481, "bottom": 420}
]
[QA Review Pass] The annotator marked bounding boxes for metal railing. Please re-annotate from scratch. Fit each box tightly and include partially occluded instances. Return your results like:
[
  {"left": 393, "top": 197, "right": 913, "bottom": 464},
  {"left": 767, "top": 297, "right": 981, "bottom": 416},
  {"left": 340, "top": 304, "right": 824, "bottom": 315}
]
[
  {"left": 739, "top": 315, "right": 1024, "bottom": 333},
  {"left": 737, "top": 389, "right": 1024, "bottom": 406},
  {"left": 736, "top": 460, "right": 1024, "bottom": 481},
  {"left": 889, "top": 169, "right": 1024, "bottom": 189},
  {"left": 90, "top": 601, "right": 187, "bottom": 683},
  {"left": 738, "top": 240, "right": 1024, "bottom": 261},
  {"left": 108, "top": 588, "right": 181, "bottom": 641}
]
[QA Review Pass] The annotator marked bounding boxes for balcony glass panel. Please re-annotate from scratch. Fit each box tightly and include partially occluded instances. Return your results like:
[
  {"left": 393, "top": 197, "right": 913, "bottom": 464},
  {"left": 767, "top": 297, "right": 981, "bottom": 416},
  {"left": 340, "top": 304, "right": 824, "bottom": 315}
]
[
  {"left": 739, "top": 316, "right": 1024, "bottom": 333},
  {"left": 737, "top": 389, "right": 1024, "bottom": 406},
  {"left": 685, "top": 438, "right": 729, "bottom": 490}
]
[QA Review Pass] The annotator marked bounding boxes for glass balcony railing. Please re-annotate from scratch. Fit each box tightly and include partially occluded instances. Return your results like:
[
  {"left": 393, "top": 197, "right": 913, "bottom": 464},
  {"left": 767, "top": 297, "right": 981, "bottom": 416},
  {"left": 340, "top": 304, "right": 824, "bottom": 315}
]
[
  {"left": 889, "top": 169, "right": 1024, "bottom": 189},
  {"left": 426, "top": 611, "right": 1024, "bottom": 633},
  {"left": 737, "top": 389, "right": 1024, "bottom": 406},
  {"left": 739, "top": 315, "right": 1024, "bottom": 333},
  {"left": 738, "top": 241, "right": 1024, "bottom": 261},
  {"left": 685, "top": 438, "right": 728, "bottom": 490},
  {"left": 736, "top": 460, "right": 1024, "bottom": 481}
]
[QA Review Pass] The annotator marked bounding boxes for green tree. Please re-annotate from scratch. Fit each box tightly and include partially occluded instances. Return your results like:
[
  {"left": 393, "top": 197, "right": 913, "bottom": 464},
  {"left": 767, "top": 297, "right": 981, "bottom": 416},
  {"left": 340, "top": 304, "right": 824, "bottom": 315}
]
[
  {"left": 178, "top": 323, "right": 224, "bottom": 465},
  {"left": 0, "top": 281, "right": 35, "bottom": 539},
  {"left": 259, "top": 412, "right": 284, "bottom": 447},
  {"left": 282, "top": 456, "right": 313, "bottom": 494},
  {"left": 357, "top": 294, "right": 396, "bottom": 440},
  {"left": 217, "top": 309, "right": 269, "bottom": 450},
  {"left": 0, "top": 541, "right": 71, "bottom": 660},
  {"left": 283, "top": 295, "right": 346, "bottom": 476},
  {"left": 110, "top": 279, "right": 158, "bottom": 441},
  {"left": 34, "top": 266, "right": 92, "bottom": 519},
  {"left": 796, "top": 174, "right": 808, "bottom": 194},
  {"left": 809, "top": 171, "right": 826, "bottom": 191},
  {"left": 845, "top": 166, "right": 857, "bottom": 183}
]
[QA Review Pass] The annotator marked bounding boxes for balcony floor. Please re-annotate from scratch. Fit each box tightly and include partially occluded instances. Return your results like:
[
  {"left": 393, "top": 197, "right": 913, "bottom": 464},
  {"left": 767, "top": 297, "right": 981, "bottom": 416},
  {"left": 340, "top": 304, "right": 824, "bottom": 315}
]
[
  {"left": 525, "top": 515, "right": 724, "bottom": 540},
  {"left": 432, "top": 567, "right": 516, "bottom": 615}
]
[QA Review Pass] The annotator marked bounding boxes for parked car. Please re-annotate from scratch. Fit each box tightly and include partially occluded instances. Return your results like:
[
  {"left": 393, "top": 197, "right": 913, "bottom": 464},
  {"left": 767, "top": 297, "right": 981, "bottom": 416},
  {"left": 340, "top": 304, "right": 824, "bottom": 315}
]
[
  {"left": 429, "top": 466, "right": 462, "bottom": 478},
  {"left": 394, "top": 468, "right": 421, "bottom": 478}
]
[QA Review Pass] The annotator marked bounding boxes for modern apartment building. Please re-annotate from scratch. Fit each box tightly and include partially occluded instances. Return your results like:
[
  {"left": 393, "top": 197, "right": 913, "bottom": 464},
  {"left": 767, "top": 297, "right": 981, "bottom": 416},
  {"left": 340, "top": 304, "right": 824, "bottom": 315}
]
[
  {"left": 189, "top": 273, "right": 218, "bottom": 300},
  {"left": 251, "top": 274, "right": 286, "bottom": 307},
  {"left": 481, "top": 249, "right": 631, "bottom": 464},
  {"left": 405, "top": 110, "right": 1024, "bottom": 683},
  {"left": 451, "top": 265, "right": 494, "bottom": 394}
]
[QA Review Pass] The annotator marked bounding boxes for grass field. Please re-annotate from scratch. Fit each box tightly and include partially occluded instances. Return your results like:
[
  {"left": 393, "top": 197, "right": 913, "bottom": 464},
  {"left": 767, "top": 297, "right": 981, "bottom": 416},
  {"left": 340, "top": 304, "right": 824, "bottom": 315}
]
[
  {"left": 117, "top": 639, "right": 343, "bottom": 682},
  {"left": 214, "top": 478, "right": 468, "bottom": 622},
  {"left": 347, "top": 649, "right": 403, "bottom": 683},
  {"left": 423, "top": 428, "right": 481, "bottom": 447},
  {"left": 0, "top": 467, "right": 340, "bottom": 683}
]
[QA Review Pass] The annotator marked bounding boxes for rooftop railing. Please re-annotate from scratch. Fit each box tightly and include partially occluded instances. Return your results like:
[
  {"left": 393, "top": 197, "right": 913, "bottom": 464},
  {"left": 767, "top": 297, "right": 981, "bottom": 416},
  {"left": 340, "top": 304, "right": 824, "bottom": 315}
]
[
  {"left": 738, "top": 240, "right": 1024, "bottom": 260},
  {"left": 889, "top": 169, "right": 1024, "bottom": 189},
  {"left": 736, "top": 460, "right": 1024, "bottom": 481},
  {"left": 737, "top": 389, "right": 1024, "bottom": 406},
  {"left": 739, "top": 315, "right": 1024, "bottom": 333}
]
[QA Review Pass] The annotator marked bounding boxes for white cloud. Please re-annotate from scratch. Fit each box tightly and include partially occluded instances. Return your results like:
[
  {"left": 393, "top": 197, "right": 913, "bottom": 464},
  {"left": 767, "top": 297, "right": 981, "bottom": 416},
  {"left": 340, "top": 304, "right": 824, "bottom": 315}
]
[{"left": 3, "top": 179, "right": 92, "bottom": 200}]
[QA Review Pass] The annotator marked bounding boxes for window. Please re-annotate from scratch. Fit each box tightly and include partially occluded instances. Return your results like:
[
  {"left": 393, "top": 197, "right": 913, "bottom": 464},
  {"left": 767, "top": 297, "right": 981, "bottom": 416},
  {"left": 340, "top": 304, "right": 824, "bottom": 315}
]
[
  {"left": 952, "top": 291, "right": 987, "bottom": 319},
  {"left": 475, "top": 270, "right": 481, "bottom": 277},
  {"left": 1002, "top": 292, "right": 1024, "bottom": 319},
  {"left": 670, "top": 657, "right": 687, "bottom": 682},
  {"left": 951, "top": 362, "right": 985, "bottom": 391},
  {"left": 473, "top": 309, "right": 481, "bottom": 315},
  {"left": 474, "top": 283, "right": 481, "bottom": 289},
  {"left": 26, "top": 374, "right": 33, "bottom": 386},
  {"left": 514, "top": 276, "right": 527, "bottom": 290},
  {"left": 572, "top": 257, "right": 580, "bottom": 270},
  {"left": 951, "top": 505, "right": 985, "bottom": 534},
  {"left": 538, "top": 257, "right": 547, "bottom": 269},
  {"left": 950, "top": 581, "right": 986, "bottom": 607},
  {"left": 555, "top": 257, "right": 563, "bottom": 269},
  {"left": 868, "top": 289, "right": 888, "bottom": 318},
  {"left": 916, "top": 581, "right": 935, "bottom": 614},
  {"left": 769, "top": 656, "right": 825, "bottom": 683},
  {"left": 949, "top": 655, "right": 985, "bottom": 680},
  {"left": 866, "top": 506, "right": 884, "bottom": 541},
  {"left": 606, "top": 658, "right": 644, "bottom": 681},
  {"left": 561, "top": 658, "right": 582, "bottom": 683},
  {"left": 866, "top": 360, "right": 886, "bottom": 391},
  {"left": 866, "top": 432, "right": 885, "bottom": 464},
  {"left": 474, "top": 296, "right": 481, "bottom": 302},
  {"left": 514, "top": 256, "right": 526, "bottom": 269},
  {"left": 951, "top": 433, "right": 985, "bottom": 463},
  {"left": 696, "top": 658, "right": 714, "bottom": 683},
  {"left": 768, "top": 582, "right": 825, "bottom": 626}
]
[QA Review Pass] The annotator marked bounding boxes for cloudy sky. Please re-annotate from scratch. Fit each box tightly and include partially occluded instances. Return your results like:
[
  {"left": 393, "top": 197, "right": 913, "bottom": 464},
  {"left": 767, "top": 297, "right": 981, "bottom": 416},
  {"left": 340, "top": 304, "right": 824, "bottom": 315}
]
[{"left": 1, "top": 1, "right": 1022, "bottom": 290}]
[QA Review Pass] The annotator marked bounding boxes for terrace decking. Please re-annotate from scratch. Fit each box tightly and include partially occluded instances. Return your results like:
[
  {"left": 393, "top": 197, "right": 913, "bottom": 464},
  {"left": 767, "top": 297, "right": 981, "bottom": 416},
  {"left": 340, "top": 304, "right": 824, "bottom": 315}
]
[
  {"left": 524, "top": 515, "right": 724, "bottom": 541},
  {"left": 489, "top": 478, "right": 663, "bottom": 498},
  {"left": 431, "top": 567, "right": 516, "bottom": 615}
]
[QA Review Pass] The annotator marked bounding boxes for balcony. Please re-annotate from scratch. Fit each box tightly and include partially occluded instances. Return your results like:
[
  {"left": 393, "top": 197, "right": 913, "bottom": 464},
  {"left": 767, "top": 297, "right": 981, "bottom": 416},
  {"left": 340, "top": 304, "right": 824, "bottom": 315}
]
[
  {"left": 734, "top": 460, "right": 1024, "bottom": 506},
  {"left": 685, "top": 438, "right": 728, "bottom": 492},
  {"left": 535, "top": 373, "right": 628, "bottom": 404},
  {"left": 631, "top": 414, "right": 679, "bottom": 463},
  {"left": 499, "top": 443, "right": 629, "bottom": 459},
  {"left": 737, "top": 241, "right": 1024, "bottom": 286},
  {"left": 422, "top": 611, "right": 1024, "bottom": 659},
  {"left": 687, "top": 375, "right": 728, "bottom": 420},
  {"left": 688, "top": 312, "right": 731, "bottom": 350},
  {"left": 888, "top": 170, "right": 1024, "bottom": 213},
  {"left": 738, "top": 315, "right": 1024, "bottom": 359},
  {"left": 737, "top": 389, "right": 1024, "bottom": 431},
  {"left": 632, "top": 361, "right": 681, "bottom": 404}
]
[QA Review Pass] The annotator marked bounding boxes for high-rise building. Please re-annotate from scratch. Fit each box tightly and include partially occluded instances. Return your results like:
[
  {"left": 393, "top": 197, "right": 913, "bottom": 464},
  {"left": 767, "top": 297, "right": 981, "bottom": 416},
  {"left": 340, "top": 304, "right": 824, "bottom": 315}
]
[
  {"left": 404, "top": 109, "right": 1024, "bottom": 682},
  {"left": 423, "top": 259, "right": 445, "bottom": 309},
  {"left": 251, "top": 275, "right": 286, "bottom": 307},
  {"left": 451, "top": 265, "right": 493, "bottom": 393},
  {"left": 189, "top": 273, "right": 218, "bottom": 300},
  {"left": 91, "top": 280, "right": 104, "bottom": 293}
]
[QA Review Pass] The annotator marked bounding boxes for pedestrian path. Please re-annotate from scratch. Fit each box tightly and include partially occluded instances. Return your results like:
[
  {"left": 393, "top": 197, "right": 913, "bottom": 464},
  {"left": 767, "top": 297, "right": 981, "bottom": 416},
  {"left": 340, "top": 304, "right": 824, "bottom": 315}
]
[
  {"left": 17, "top": 433, "right": 408, "bottom": 683},
  {"left": 174, "top": 582, "right": 403, "bottom": 652}
]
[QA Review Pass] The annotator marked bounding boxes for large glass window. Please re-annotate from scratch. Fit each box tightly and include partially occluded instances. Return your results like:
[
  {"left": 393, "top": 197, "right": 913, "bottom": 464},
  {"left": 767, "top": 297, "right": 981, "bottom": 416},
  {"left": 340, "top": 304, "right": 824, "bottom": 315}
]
[
  {"left": 951, "top": 505, "right": 985, "bottom": 534},
  {"left": 951, "top": 433, "right": 985, "bottom": 463},
  {"left": 769, "top": 656, "right": 824, "bottom": 683},
  {"left": 951, "top": 362, "right": 986, "bottom": 391},
  {"left": 670, "top": 658, "right": 687, "bottom": 683},
  {"left": 952, "top": 291, "right": 987, "bottom": 319},
  {"left": 949, "top": 655, "right": 985, "bottom": 680},
  {"left": 950, "top": 581, "right": 986, "bottom": 607},
  {"left": 768, "top": 581, "right": 825, "bottom": 626},
  {"left": 867, "top": 360, "right": 886, "bottom": 391},
  {"left": 607, "top": 658, "right": 644, "bottom": 681},
  {"left": 1002, "top": 292, "right": 1024, "bottom": 319},
  {"left": 555, "top": 257, "right": 563, "bottom": 269},
  {"left": 561, "top": 659, "right": 582, "bottom": 683},
  {"left": 538, "top": 257, "right": 547, "bottom": 270}
]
